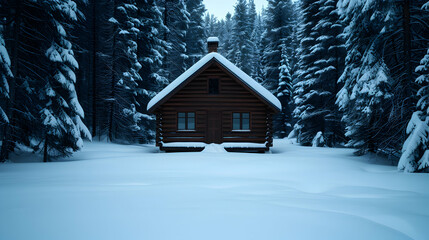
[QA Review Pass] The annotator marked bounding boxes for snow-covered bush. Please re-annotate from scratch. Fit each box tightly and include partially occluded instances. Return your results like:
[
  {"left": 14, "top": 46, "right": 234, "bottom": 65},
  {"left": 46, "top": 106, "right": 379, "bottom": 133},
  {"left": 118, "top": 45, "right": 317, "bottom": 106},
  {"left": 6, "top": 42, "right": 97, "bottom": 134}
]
[
  {"left": 399, "top": 48, "right": 429, "bottom": 172},
  {"left": 398, "top": 112, "right": 429, "bottom": 172},
  {"left": 312, "top": 131, "right": 325, "bottom": 147}
]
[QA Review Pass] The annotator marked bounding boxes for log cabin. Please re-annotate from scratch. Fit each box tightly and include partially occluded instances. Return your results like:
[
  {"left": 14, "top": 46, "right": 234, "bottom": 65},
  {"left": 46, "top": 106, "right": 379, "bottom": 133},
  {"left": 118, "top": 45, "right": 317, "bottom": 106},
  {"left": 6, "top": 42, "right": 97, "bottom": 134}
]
[{"left": 147, "top": 37, "right": 281, "bottom": 152}]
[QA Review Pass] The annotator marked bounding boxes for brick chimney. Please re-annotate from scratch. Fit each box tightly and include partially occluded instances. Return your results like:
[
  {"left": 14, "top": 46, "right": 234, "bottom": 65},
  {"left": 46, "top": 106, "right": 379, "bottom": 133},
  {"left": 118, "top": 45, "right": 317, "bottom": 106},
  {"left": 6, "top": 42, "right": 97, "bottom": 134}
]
[{"left": 207, "top": 37, "right": 219, "bottom": 52}]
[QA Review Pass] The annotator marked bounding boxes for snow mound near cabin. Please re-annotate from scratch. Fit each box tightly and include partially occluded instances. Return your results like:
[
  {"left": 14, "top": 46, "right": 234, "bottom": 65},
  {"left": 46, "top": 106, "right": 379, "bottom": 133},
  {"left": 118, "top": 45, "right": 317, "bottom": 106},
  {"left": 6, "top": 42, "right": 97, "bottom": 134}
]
[{"left": 202, "top": 143, "right": 227, "bottom": 153}]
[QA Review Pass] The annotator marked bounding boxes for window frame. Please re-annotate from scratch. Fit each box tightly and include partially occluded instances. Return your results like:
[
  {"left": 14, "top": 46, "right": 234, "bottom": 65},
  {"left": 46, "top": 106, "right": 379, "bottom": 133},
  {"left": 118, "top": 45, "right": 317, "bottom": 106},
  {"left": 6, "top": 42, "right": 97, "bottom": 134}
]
[
  {"left": 232, "top": 112, "right": 251, "bottom": 131},
  {"left": 177, "top": 112, "right": 196, "bottom": 131}
]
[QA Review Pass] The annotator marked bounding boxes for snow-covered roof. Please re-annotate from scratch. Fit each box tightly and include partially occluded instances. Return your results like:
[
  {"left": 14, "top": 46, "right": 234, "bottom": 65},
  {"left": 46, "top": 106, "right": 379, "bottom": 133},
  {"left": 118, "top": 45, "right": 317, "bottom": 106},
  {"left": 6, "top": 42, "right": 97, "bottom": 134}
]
[
  {"left": 207, "top": 37, "right": 219, "bottom": 43},
  {"left": 147, "top": 52, "right": 282, "bottom": 112}
]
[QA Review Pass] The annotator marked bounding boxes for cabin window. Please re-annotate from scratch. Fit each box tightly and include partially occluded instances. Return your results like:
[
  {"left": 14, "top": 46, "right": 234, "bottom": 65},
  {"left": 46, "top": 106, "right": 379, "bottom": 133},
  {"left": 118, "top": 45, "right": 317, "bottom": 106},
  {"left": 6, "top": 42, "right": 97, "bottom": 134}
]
[
  {"left": 232, "top": 112, "right": 250, "bottom": 130},
  {"left": 178, "top": 112, "right": 195, "bottom": 130},
  {"left": 208, "top": 78, "right": 219, "bottom": 94}
]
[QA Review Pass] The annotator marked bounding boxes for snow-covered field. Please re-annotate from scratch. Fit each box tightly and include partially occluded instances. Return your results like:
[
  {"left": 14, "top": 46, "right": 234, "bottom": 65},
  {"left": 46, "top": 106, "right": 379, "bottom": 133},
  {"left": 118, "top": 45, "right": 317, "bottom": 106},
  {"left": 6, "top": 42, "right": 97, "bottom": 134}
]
[{"left": 1, "top": 139, "right": 429, "bottom": 240}]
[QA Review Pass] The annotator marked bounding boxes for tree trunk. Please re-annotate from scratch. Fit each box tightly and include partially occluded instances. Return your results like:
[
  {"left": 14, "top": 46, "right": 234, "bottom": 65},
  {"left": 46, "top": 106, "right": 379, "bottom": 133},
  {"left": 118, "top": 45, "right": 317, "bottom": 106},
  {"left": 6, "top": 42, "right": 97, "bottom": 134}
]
[
  {"left": 108, "top": 1, "right": 117, "bottom": 142},
  {"left": 368, "top": 113, "right": 377, "bottom": 153},
  {"left": 401, "top": 0, "right": 412, "bottom": 142},
  {"left": 43, "top": 135, "right": 48, "bottom": 163},
  {"left": 402, "top": 0, "right": 412, "bottom": 85},
  {"left": 162, "top": 0, "right": 169, "bottom": 81},
  {"left": 91, "top": 0, "right": 97, "bottom": 138}
]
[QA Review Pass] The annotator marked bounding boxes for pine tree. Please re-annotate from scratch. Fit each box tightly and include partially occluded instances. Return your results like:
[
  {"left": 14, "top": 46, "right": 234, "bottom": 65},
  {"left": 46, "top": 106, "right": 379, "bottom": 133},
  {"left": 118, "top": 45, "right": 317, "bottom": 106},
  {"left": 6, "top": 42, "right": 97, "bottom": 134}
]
[
  {"left": 185, "top": 0, "right": 206, "bottom": 65},
  {"left": 247, "top": 0, "right": 257, "bottom": 32},
  {"left": 204, "top": 13, "right": 220, "bottom": 38},
  {"left": 38, "top": 0, "right": 90, "bottom": 161},
  {"left": 161, "top": 0, "right": 190, "bottom": 81},
  {"left": 398, "top": 48, "right": 429, "bottom": 172},
  {"left": 0, "top": 30, "right": 11, "bottom": 123},
  {"left": 292, "top": 0, "right": 321, "bottom": 145},
  {"left": 335, "top": 0, "right": 429, "bottom": 154},
  {"left": 250, "top": 14, "right": 264, "bottom": 82},
  {"left": 0, "top": 0, "right": 23, "bottom": 161},
  {"left": 69, "top": 0, "right": 116, "bottom": 140},
  {"left": 86, "top": 0, "right": 113, "bottom": 138},
  {"left": 247, "top": 0, "right": 257, "bottom": 72},
  {"left": 135, "top": 0, "right": 168, "bottom": 143},
  {"left": 275, "top": 42, "right": 293, "bottom": 138},
  {"left": 105, "top": 1, "right": 146, "bottom": 142},
  {"left": 336, "top": 0, "right": 391, "bottom": 153},
  {"left": 292, "top": 0, "right": 345, "bottom": 146},
  {"left": 385, "top": 0, "right": 429, "bottom": 154},
  {"left": 219, "top": 12, "right": 233, "bottom": 58},
  {"left": 261, "top": 0, "right": 295, "bottom": 92},
  {"left": 230, "top": 0, "right": 253, "bottom": 74},
  {"left": 0, "top": 0, "right": 90, "bottom": 161}
]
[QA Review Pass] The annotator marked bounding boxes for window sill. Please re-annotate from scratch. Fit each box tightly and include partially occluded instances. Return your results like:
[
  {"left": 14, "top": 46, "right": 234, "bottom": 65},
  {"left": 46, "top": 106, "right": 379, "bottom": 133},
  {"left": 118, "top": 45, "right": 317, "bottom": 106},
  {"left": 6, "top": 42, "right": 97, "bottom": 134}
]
[
  {"left": 177, "top": 130, "right": 196, "bottom": 132},
  {"left": 232, "top": 130, "right": 251, "bottom": 132}
]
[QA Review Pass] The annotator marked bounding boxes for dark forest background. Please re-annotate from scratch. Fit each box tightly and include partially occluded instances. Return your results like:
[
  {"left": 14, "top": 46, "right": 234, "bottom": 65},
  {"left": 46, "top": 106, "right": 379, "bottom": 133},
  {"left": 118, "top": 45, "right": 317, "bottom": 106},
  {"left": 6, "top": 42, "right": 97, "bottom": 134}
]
[{"left": 0, "top": 0, "right": 428, "bottom": 172}]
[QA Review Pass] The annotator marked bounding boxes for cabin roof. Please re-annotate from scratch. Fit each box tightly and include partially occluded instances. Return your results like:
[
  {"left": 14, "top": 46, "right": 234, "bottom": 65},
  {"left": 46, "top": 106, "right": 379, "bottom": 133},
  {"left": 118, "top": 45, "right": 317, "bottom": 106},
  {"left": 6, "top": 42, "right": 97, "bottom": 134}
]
[{"left": 147, "top": 52, "right": 282, "bottom": 112}]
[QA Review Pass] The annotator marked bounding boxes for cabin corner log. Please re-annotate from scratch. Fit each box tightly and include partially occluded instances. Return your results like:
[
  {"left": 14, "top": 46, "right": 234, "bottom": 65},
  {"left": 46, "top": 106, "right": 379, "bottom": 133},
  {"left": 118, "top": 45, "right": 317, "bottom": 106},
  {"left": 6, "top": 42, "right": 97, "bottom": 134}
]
[
  {"left": 265, "top": 111, "right": 273, "bottom": 148},
  {"left": 155, "top": 111, "right": 162, "bottom": 147}
]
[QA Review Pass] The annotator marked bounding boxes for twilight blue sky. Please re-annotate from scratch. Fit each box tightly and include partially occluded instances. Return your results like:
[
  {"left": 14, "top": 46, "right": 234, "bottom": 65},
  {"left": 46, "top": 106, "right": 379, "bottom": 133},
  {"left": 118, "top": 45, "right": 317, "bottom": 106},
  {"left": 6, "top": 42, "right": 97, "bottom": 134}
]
[{"left": 203, "top": 0, "right": 268, "bottom": 20}]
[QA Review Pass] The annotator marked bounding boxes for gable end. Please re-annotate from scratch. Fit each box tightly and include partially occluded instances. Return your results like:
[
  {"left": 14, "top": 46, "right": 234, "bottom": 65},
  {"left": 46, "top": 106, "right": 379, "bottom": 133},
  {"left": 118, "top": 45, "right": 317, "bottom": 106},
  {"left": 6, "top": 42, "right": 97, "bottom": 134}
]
[{"left": 147, "top": 53, "right": 282, "bottom": 113}]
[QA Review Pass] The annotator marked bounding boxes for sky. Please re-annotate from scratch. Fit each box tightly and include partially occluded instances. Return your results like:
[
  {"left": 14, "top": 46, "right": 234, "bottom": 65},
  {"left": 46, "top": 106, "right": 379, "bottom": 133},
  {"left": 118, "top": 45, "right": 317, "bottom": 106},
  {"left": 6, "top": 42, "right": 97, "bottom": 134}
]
[{"left": 203, "top": 0, "right": 268, "bottom": 20}]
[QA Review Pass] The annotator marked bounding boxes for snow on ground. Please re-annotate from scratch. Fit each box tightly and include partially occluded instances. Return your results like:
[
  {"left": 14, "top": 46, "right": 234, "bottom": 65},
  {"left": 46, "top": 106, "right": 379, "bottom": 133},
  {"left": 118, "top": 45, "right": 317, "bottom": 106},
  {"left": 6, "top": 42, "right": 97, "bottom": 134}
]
[{"left": 1, "top": 139, "right": 429, "bottom": 240}]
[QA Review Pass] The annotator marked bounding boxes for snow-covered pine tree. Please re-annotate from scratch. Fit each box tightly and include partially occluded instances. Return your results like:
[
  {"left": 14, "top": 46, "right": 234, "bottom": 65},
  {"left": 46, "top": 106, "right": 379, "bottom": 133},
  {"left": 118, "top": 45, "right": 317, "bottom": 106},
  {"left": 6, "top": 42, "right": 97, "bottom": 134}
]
[
  {"left": 315, "top": 0, "right": 346, "bottom": 147},
  {"left": 337, "top": 0, "right": 429, "bottom": 155},
  {"left": 291, "top": 0, "right": 321, "bottom": 144},
  {"left": 274, "top": 42, "right": 293, "bottom": 138},
  {"left": 0, "top": 30, "right": 11, "bottom": 124},
  {"left": 160, "top": 0, "right": 190, "bottom": 81},
  {"left": 0, "top": 0, "right": 90, "bottom": 161},
  {"left": 247, "top": 0, "right": 257, "bottom": 33},
  {"left": 68, "top": 0, "right": 118, "bottom": 139},
  {"left": 185, "top": 0, "right": 206, "bottom": 65},
  {"left": 135, "top": 0, "right": 168, "bottom": 143},
  {"left": 338, "top": 50, "right": 393, "bottom": 154},
  {"left": 247, "top": 0, "right": 262, "bottom": 80},
  {"left": 39, "top": 0, "right": 90, "bottom": 161},
  {"left": 219, "top": 12, "right": 233, "bottom": 58},
  {"left": 204, "top": 13, "right": 220, "bottom": 38},
  {"left": 213, "top": 17, "right": 225, "bottom": 52},
  {"left": 0, "top": 0, "right": 24, "bottom": 161},
  {"left": 230, "top": 0, "right": 253, "bottom": 74},
  {"left": 398, "top": 49, "right": 429, "bottom": 172},
  {"left": 250, "top": 14, "right": 264, "bottom": 83},
  {"left": 381, "top": 0, "right": 429, "bottom": 154},
  {"left": 105, "top": 0, "right": 147, "bottom": 142},
  {"left": 261, "top": 0, "right": 295, "bottom": 92},
  {"left": 336, "top": 0, "right": 398, "bottom": 154},
  {"left": 292, "top": 0, "right": 345, "bottom": 147}
]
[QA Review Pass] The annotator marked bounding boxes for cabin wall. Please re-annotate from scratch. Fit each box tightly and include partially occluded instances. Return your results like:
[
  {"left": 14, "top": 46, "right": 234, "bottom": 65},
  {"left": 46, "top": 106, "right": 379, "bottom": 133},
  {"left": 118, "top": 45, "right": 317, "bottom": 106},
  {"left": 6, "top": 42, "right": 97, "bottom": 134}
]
[{"left": 156, "top": 62, "right": 275, "bottom": 145}]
